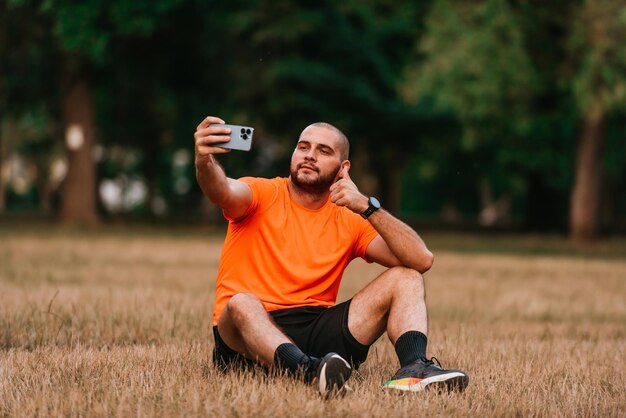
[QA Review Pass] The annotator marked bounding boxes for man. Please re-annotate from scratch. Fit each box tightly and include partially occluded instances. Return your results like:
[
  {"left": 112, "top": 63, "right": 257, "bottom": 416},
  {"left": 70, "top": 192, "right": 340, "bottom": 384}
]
[{"left": 194, "top": 116, "right": 469, "bottom": 397}]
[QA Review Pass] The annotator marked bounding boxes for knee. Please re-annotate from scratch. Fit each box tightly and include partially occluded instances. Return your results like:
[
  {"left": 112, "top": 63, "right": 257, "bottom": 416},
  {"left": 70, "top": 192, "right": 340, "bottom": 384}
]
[
  {"left": 387, "top": 267, "right": 425, "bottom": 297},
  {"left": 226, "top": 293, "right": 262, "bottom": 320}
]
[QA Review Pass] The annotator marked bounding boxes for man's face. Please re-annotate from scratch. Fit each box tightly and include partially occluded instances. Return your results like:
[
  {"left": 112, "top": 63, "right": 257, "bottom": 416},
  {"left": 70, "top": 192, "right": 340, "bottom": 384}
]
[{"left": 289, "top": 126, "right": 344, "bottom": 192}]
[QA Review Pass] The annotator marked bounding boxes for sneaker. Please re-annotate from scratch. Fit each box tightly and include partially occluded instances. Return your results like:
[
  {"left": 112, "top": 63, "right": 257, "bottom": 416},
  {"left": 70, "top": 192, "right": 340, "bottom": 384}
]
[
  {"left": 316, "top": 352, "right": 352, "bottom": 398},
  {"left": 384, "top": 357, "right": 469, "bottom": 392}
]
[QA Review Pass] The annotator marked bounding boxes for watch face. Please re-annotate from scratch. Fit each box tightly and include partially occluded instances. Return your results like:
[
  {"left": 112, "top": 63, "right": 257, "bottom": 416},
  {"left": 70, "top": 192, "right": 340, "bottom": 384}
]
[{"left": 369, "top": 196, "right": 381, "bottom": 209}]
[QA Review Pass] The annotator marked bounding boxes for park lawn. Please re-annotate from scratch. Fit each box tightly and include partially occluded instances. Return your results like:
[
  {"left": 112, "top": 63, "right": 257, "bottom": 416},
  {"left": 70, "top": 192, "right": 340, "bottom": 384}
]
[{"left": 1, "top": 226, "right": 625, "bottom": 417}]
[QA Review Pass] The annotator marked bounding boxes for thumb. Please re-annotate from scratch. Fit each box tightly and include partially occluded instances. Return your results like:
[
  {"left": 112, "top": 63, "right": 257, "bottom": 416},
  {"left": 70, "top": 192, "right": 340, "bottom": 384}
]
[{"left": 340, "top": 165, "right": 351, "bottom": 181}]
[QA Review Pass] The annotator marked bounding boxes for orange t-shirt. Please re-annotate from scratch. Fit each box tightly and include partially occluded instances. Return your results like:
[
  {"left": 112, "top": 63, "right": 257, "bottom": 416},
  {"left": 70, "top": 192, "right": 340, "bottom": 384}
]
[{"left": 212, "top": 177, "right": 379, "bottom": 325}]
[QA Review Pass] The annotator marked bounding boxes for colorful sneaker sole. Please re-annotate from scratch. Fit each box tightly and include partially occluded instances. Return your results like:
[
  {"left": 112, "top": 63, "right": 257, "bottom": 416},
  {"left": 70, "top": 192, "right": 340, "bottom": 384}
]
[{"left": 384, "top": 372, "right": 469, "bottom": 392}]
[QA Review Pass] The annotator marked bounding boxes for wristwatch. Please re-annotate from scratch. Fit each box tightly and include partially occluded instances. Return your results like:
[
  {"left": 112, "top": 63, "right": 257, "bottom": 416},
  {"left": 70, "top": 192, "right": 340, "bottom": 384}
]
[{"left": 360, "top": 196, "right": 381, "bottom": 219}]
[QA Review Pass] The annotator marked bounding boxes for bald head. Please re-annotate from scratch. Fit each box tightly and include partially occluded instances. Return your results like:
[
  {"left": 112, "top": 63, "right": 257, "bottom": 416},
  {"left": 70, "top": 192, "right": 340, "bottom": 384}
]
[{"left": 302, "top": 122, "right": 350, "bottom": 161}]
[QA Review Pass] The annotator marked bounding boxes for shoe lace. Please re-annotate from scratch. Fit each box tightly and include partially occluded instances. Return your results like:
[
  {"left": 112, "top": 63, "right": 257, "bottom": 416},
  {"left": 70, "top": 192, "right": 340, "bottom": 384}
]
[
  {"left": 391, "top": 356, "right": 445, "bottom": 380},
  {"left": 421, "top": 356, "right": 443, "bottom": 369}
]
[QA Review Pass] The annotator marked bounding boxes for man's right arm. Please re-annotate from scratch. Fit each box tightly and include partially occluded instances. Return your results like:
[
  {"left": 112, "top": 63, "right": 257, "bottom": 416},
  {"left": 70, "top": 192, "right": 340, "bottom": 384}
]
[{"left": 194, "top": 116, "right": 252, "bottom": 219}]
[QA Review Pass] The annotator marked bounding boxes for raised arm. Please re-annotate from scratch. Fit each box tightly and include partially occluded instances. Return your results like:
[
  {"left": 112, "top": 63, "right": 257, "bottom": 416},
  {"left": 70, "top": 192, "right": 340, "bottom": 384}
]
[
  {"left": 194, "top": 116, "right": 252, "bottom": 219},
  {"left": 329, "top": 166, "right": 433, "bottom": 273}
]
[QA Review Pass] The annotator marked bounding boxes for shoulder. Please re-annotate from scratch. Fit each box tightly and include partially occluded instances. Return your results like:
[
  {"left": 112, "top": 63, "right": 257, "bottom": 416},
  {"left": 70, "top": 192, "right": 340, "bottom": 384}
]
[
  {"left": 238, "top": 177, "right": 283, "bottom": 193},
  {"left": 238, "top": 176, "right": 282, "bottom": 186},
  {"left": 238, "top": 176, "right": 284, "bottom": 208}
]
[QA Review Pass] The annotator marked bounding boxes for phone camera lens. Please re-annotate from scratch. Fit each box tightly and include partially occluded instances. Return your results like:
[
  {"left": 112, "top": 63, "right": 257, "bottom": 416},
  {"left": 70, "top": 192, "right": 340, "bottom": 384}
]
[
  {"left": 240, "top": 128, "right": 245, "bottom": 134},
  {"left": 246, "top": 129, "right": 251, "bottom": 134},
  {"left": 242, "top": 134, "right": 248, "bottom": 140}
]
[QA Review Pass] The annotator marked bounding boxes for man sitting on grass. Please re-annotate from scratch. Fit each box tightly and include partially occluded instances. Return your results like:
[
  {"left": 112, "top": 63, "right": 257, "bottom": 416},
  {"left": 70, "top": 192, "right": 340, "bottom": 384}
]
[{"left": 194, "top": 115, "right": 469, "bottom": 397}]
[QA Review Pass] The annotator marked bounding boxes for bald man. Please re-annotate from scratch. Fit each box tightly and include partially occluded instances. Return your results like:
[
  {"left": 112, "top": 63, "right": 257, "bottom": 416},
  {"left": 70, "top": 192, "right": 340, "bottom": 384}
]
[{"left": 194, "top": 116, "right": 468, "bottom": 397}]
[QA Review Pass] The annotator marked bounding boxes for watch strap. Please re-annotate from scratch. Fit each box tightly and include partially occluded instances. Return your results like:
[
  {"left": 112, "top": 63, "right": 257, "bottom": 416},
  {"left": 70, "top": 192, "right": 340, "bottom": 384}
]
[{"left": 360, "top": 197, "right": 381, "bottom": 219}]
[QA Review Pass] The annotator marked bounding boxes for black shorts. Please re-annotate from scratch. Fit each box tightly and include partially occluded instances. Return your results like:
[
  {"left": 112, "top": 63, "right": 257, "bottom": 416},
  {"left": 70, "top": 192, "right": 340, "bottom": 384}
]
[{"left": 212, "top": 299, "right": 371, "bottom": 370}]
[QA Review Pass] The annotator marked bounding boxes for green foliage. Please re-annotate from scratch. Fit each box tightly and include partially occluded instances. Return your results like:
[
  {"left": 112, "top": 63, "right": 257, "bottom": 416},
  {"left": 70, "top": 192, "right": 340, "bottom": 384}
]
[
  {"left": 109, "top": 0, "right": 186, "bottom": 36},
  {"left": 2, "top": 0, "right": 625, "bottom": 227},
  {"left": 405, "top": 0, "right": 538, "bottom": 146},
  {"left": 224, "top": 0, "right": 429, "bottom": 134},
  {"left": 567, "top": 0, "right": 626, "bottom": 115},
  {"left": 8, "top": 0, "right": 188, "bottom": 63},
  {"left": 42, "top": 0, "right": 110, "bottom": 62}
]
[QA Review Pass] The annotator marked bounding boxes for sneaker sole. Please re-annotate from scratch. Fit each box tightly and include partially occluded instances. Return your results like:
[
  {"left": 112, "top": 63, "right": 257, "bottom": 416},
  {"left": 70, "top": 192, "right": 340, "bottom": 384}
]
[
  {"left": 318, "top": 354, "right": 352, "bottom": 398},
  {"left": 385, "top": 372, "right": 469, "bottom": 392}
]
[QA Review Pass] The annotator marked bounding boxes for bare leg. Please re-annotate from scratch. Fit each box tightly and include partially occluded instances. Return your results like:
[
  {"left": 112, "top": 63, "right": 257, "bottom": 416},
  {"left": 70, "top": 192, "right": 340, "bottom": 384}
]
[
  {"left": 217, "top": 293, "right": 291, "bottom": 367},
  {"left": 349, "top": 269, "right": 470, "bottom": 392},
  {"left": 348, "top": 266, "right": 427, "bottom": 346},
  {"left": 218, "top": 293, "right": 356, "bottom": 397}
]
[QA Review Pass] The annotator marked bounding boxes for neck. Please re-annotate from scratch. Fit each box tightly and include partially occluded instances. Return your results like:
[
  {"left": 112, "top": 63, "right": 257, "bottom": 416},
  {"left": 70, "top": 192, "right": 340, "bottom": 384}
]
[{"left": 287, "top": 177, "right": 329, "bottom": 210}]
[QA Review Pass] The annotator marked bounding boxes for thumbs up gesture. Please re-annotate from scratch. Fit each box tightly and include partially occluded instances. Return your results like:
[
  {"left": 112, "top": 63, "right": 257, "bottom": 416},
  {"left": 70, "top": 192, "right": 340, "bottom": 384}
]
[{"left": 329, "top": 165, "right": 369, "bottom": 214}]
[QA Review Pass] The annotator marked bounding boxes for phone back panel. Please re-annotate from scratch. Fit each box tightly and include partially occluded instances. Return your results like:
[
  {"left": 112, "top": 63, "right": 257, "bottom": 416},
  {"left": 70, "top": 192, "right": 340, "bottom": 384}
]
[{"left": 212, "top": 124, "right": 254, "bottom": 151}]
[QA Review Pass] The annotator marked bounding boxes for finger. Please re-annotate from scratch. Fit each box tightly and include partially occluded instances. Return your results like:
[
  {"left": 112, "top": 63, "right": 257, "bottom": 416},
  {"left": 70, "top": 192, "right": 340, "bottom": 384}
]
[
  {"left": 329, "top": 180, "right": 346, "bottom": 193},
  {"left": 330, "top": 189, "right": 345, "bottom": 204},
  {"left": 340, "top": 165, "right": 351, "bottom": 180},
  {"left": 198, "top": 135, "right": 232, "bottom": 145},
  {"left": 196, "top": 126, "right": 231, "bottom": 138},
  {"left": 197, "top": 145, "right": 232, "bottom": 155},
  {"left": 197, "top": 116, "right": 226, "bottom": 130},
  {"left": 195, "top": 136, "right": 231, "bottom": 149},
  {"left": 194, "top": 130, "right": 229, "bottom": 146},
  {"left": 196, "top": 116, "right": 226, "bottom": 130}
]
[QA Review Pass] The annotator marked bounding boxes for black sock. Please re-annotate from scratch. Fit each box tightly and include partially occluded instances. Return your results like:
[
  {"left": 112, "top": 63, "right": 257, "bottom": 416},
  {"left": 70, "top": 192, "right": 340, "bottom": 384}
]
[
  {"left": 395, "top": 331, "right": 428, "bottom": 367},
  {"left": 274, "top": 343, "right": 318, "bottom": 380}
]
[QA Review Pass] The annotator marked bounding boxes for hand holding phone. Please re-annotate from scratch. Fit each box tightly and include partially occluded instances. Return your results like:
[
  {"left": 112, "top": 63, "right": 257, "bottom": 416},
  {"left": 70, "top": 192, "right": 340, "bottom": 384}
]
[{"left": 212, "top": 124, "right": 254, "bottom": 152}]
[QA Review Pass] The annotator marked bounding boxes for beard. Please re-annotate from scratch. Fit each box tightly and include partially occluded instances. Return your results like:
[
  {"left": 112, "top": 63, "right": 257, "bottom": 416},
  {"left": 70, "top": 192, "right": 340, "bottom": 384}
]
[{"left": 290, "top": 162, "right": 341, "bottom": 193}]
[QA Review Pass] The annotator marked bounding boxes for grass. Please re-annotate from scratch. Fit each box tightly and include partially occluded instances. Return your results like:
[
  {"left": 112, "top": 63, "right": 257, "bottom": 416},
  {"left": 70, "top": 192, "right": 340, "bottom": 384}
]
[{"left": 1, "top": 225, "right": 625, "bottom": 417}]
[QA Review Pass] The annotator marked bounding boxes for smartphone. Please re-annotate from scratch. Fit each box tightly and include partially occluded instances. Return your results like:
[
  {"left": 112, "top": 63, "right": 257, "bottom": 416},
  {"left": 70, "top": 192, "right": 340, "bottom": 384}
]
[{"left": 212, "top": 124, "right": 254, "bottom": 151}]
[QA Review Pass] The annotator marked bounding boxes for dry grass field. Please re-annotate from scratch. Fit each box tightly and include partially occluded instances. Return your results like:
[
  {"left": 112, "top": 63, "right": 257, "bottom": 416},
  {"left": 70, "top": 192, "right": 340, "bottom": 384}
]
[{"left": 1, "top": 225, "right": 625, "bottom": 417}]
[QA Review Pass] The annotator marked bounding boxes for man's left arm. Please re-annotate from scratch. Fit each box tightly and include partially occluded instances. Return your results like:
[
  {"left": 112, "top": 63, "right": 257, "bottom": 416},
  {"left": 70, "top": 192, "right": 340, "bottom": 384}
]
[
  {"left": 330, "top": 167, "right": 433, "bottom": 273},
  {"left": 363, "top": 211, "right": 433, "bottom": 273}
]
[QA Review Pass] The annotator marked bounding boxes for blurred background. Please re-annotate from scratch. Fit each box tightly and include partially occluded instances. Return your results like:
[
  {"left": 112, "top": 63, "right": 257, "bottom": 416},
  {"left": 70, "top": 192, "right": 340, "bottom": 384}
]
[{"left": 1, "top": 0, "right": 625, "bottom": 241}]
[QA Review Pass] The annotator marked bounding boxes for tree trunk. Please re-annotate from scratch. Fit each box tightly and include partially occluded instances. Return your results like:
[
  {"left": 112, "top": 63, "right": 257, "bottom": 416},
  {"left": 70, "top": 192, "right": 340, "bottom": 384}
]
[
  {"left": 59, "top": 59, "right": 99, "bottom": 225},
  {"left": 569, "top": 111, "right": 605, "bottom": 241}
]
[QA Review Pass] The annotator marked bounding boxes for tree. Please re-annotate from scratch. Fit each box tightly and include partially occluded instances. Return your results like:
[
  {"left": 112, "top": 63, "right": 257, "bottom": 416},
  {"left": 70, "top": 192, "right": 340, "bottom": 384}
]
[
  {"left": 402, "top": 0, "right": 539, "bottom": 226},
  {"left": 567, "top": 0, "right": 626, "bottom": 240},
  {"left": 58, "top": 56, "right": 98, "bottom": 224},
  {"left": 96, "top": 1, "right": 239, "bottom": 219},
  {"left": 403, "top": 0, "right": 626, "bottom": 236},
  {"left": 7, "top": 0, "right": 188, "bottom": 224}
]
